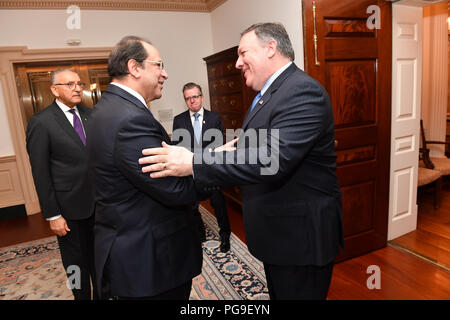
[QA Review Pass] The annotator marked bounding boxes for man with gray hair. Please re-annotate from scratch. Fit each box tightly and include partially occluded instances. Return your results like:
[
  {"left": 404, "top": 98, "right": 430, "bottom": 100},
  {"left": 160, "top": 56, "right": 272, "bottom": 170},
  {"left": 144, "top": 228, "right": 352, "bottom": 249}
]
[
  {"left": 26, "top": 68, "right": 96, "bottom": 300},
  {"left": 139, "top": 23, "right": 344, "bottom": 300}
]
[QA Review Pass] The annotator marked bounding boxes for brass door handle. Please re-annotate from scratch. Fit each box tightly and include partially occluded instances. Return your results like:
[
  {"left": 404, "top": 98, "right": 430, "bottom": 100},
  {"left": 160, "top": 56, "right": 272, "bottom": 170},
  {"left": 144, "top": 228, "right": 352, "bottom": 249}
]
[
  {"left": 313, "top": 0, "right": 320, "bottom": 67},
  {"left": 334, "top": 140, "right": 338, "bottom": 148}
]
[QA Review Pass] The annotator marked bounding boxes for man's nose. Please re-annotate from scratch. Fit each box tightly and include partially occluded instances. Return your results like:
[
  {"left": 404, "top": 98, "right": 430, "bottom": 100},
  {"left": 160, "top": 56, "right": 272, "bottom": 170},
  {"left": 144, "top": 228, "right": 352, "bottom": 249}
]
[
  {"left": 161, "top": 69, "right": 168, "bottom": 79},
  {"left": 235, "top": 57, "right": 243, "bottom": 70}
]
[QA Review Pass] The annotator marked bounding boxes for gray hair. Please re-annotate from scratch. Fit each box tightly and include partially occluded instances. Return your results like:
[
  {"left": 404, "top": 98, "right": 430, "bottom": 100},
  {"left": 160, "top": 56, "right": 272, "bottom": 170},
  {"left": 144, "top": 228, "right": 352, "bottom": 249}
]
[
  {"left": 241, "top": 23, "right": 295, "bottom": 61},
  {"left": 50, "top": 69, "right": 78, "bottom": 85}
]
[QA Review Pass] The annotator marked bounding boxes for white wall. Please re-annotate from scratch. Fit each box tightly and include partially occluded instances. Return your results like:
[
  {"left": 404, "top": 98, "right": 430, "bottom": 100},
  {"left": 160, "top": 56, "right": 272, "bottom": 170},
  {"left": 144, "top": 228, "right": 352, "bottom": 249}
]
[
  {"left": 210, "top": 0, "right": 304, "bottom": 69},
  {"left": 0, "top": 1, "right": 305, "bottom": 156},
  {"left": 0, "top": 9, "right": 213, "bottom": 139}
]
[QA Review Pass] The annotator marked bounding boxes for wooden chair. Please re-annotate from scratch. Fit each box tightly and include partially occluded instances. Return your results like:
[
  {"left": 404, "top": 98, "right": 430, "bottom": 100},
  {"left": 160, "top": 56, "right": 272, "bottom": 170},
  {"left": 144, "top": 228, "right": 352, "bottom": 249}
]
[
  {"left": 417, "top": 166, "right": 442, "bottom": 209},
  {"left": 418, "top": 120, "right": 450, "bottom": 209},
  {"left": 420, "top": 120, "right": 450, "bottom": 176}
]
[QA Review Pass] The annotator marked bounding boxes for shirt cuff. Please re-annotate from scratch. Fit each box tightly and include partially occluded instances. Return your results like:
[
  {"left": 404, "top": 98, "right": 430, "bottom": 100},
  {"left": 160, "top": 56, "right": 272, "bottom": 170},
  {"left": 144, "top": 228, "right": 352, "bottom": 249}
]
[{"left": 46, "top": 215, "right": 62, "bottom": 221}]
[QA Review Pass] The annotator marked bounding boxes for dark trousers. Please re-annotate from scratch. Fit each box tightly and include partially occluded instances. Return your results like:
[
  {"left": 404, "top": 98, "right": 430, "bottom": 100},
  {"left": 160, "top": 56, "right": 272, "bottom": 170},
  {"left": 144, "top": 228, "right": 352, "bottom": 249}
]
[
  {"left": 57, "top": 215, "right": 97, "bottom": 300},
  {"left": 115, "top": 280, "right": 193, "bottom": 300},
  {"left": 195, "top": 190, "right": 230, "bottom": 239},
  {"left": 263, "top": 262, "right": 334, "bottom": 300}
]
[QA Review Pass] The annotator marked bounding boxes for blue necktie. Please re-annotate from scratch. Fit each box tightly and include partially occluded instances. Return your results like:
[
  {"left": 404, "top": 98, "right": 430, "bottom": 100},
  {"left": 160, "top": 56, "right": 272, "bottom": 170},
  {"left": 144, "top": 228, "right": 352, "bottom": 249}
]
[
  {"left": 69, "top": 109, "right": 86, "bottom": 146},
  {"left": 250, "top": 92, "right": 261, "bottom": 111},
  {"left": 193, "top": 113, "right": 201, "bottom": 144}
]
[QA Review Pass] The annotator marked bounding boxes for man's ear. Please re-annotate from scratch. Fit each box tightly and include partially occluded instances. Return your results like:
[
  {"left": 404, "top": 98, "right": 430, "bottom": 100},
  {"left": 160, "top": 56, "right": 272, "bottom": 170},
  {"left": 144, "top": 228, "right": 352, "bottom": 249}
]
[
  {"left": 50, "top": 85, "right": 59, "bottom": 98},
  {"left": 266, "top": 40, "right": 277, "bottom": 58},
  {"left": 127, "top": 59, "right": 142, "bottom": 79}
]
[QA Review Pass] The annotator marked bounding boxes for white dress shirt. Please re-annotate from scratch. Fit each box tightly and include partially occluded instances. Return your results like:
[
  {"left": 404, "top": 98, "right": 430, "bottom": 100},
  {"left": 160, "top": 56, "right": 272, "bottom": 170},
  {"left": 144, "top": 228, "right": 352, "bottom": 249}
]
[
  {"left": 189, "top": 107, "right": 204, "bottom": 131},
  {"left": 55, "top": 99, "right": 86, "bottom": 135}
]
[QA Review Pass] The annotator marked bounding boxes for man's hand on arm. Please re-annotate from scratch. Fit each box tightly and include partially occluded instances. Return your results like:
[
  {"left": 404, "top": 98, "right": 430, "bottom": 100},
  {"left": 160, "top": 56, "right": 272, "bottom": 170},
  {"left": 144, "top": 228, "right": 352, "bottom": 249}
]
[
  {"left": 140, "top": 142, "right": 194, "bottom": 178},
  {"left": 213, "top": 138, "right": 238, "bottom": 152},
  {"left": 139, "top": 138, "right": 238, "bottom": 178}
]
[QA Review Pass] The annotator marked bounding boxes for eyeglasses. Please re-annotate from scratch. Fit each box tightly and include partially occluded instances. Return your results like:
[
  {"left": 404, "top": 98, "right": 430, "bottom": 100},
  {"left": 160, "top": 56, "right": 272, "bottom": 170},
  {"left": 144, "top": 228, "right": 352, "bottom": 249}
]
[
  {"left": 143, "top": 60, "right": 165, "bottom": 70},
  {"left": 53, "top": 82, "right": 85, "bottom": 90},
  {"left": 184, "top": 95, "right": 202, "bottom": 102}
]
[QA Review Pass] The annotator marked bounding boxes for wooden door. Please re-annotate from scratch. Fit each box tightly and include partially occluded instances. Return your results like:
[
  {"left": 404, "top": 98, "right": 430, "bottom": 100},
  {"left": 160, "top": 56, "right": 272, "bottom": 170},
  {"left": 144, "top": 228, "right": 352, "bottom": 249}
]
[
  {"left": 388, "top": 4, "right": 423, "bottom": 241},
  {"left": 303, "top": 0, "right": 392, "bottom": 260},
  {"left": 14, "top": 60, "right": 109, "bottom": 126}
]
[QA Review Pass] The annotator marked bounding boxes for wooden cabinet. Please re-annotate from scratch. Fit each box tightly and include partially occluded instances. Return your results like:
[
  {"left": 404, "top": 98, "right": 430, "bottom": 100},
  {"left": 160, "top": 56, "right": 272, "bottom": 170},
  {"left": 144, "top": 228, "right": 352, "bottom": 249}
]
[{"left": 203, "top": 46, "right": 256, "bottom": 205}]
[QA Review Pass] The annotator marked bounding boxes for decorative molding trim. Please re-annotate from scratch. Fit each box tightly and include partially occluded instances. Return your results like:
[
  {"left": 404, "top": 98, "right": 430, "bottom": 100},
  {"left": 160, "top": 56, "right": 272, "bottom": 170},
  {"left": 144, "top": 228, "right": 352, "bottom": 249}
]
[
  {"left": 0, "top": 0, "right": 228, "bottom": 12},
  {"left": 0, "top": 155, "right": 24, "bottom": 209},
  {"left": 0, "top": 155, "right": 15, "bottom": 163},
  {"left": 206, "top": 0, "right": 227, "bottom": 11}
]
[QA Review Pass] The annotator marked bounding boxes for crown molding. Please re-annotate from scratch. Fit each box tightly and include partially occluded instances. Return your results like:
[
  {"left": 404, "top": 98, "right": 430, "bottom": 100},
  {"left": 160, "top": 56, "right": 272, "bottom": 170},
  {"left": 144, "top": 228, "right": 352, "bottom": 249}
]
[
  {"left": 206, "top": 0, "right": 227, "bottom": 11},
  {"left": 0, "top": 0, "right": 228, "bottom": 12}
]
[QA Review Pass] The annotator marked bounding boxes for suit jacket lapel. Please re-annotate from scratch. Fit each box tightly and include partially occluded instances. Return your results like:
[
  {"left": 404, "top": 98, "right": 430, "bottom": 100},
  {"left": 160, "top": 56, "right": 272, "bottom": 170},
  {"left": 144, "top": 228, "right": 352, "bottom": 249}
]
[
  {"left": 105, "top": 84, "right": 171, "bottom": 143},
  {"left": 105, "top": 84, "right": 149, "bottom": 113},
  {"left": 185, "top": 111, "right": 195, "bottom": 136},
  {"left": 180, "top": 111, "right": 195, "bottom": 147},
  {"left": 202, "top": 109, "right": 210, "bottom": 134},
  {"left": 51, "top": 102, "right": 86, "bottom": 149},
  {"left": 242, "top": 63, "right": 298, "bottom": 130}
]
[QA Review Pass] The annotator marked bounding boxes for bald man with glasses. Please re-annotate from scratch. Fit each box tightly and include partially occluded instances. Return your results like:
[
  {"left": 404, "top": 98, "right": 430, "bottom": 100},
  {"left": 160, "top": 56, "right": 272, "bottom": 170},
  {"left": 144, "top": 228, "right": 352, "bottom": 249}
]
[{"left": 26, "top": 68, "right": 97, "bottom": 300}]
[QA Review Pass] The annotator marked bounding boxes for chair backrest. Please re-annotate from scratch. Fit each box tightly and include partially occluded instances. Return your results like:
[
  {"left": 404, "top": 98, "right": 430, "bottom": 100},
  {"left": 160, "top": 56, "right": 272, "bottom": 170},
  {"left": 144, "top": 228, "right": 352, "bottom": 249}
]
[
  {"left": 419, "top": 120, "right": 435, "bottom": 169},
  {"left": 420, "top": 120, "right": 427, "bottom": 149}
]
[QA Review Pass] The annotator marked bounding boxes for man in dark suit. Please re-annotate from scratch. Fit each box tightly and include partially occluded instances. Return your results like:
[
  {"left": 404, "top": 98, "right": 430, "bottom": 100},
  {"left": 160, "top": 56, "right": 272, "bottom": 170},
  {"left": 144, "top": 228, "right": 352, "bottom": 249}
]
[
  {"left": 26, "top": 69, "right": 96, "bottom": 300},
  {"left": 172, "top": 82, "right": 231, "bottom": 252},
  {"left": 139, "top": 23, "right": 345, "bottom": 300},
  {"left": 86, "top": 36, "right": 202, "bottom": 300}
]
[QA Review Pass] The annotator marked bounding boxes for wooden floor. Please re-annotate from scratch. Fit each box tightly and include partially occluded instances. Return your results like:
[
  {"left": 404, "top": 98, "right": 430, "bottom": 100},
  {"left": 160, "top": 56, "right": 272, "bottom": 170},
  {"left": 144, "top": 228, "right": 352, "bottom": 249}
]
[
  {"left": 1, "top": 191, "right": 449, "bottom": 300},
  {"left": 391, "top": 185, "right": 450, "bottom": 271}
]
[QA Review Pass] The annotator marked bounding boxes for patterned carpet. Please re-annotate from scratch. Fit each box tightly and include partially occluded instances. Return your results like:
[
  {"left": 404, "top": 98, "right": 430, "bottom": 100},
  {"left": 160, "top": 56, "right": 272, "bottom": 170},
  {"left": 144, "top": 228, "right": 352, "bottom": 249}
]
[{"left": 0, "top": 207, "right": 269, "bottom": 300}]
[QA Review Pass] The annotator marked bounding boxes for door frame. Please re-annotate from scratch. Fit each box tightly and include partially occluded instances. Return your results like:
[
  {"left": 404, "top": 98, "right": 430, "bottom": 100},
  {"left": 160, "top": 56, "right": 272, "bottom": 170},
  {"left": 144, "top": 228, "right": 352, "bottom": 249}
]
[
  {"left": 0, "top": 46, "right": 111, "bottom": 215},
  {"left": 388, "top": 1, "right": 448, "bottom": 240}
]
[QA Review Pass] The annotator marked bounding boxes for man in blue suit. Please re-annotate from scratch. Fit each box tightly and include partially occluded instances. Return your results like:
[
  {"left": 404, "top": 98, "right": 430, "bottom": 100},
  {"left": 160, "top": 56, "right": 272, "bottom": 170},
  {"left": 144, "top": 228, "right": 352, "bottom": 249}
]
[
  {"left": 139, "top": 23, "right": 344, "bottom": 300},
  {"left": 172, "top": 82, "right": 231, "bottom": 252},
  {"left": 86, "top": 36, "right": 202, "bottom": 299}
]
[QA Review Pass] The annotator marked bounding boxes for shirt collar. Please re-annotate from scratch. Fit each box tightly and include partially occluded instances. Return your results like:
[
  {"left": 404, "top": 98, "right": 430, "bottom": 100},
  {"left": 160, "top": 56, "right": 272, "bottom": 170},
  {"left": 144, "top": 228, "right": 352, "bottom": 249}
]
[
  {"left": 189, "top": 107, "right": 204, "bottom": 118},
  {"left": 55, "top": 99, "right": 77, "bottom": 113},
  {"left": 111, "top": 82, "right": 148, "bottom": 108},
  {"left": 260, "top": 61, "right": 293, "bottom": 96}
]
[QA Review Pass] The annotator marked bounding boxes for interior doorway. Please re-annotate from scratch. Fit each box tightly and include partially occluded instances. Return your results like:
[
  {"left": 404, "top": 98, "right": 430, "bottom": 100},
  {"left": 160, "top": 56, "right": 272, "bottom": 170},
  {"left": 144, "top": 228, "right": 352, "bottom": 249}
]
[{"left": 14, "top": 60, "right": 109, "bottom": 126}]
